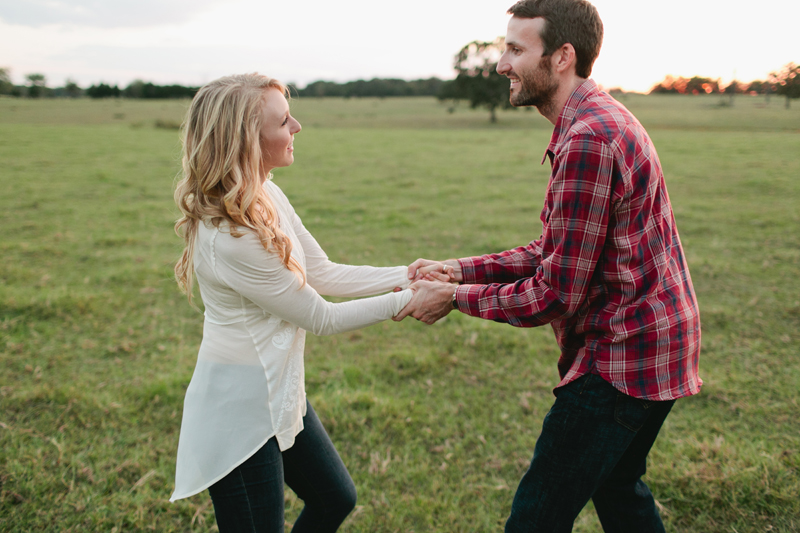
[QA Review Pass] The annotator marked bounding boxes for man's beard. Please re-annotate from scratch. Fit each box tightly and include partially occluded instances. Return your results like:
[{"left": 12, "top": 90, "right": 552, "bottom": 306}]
[{"left": 510, "top": 55, "right": 559, "bottom": 109}]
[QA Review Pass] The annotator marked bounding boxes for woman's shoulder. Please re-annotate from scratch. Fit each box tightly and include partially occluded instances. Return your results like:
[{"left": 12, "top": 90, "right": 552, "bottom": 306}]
[
  {"left": 264, "top": 179, "right": 296, "bottom": 215},
  {"left": 198, "top": 219, "right": 257, "bottom": 254},
  {"left": 203, "top": 222, "right": 292, "bottom": 276}
]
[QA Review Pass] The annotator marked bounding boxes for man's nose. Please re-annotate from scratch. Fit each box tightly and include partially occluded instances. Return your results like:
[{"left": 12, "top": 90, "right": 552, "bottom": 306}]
[{"left": 496, "top": 56, "right": 510, "bottom": 76}]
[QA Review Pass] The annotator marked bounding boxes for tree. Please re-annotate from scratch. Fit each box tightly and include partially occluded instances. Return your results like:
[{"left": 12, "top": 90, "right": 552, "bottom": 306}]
[
  {"left": 744, "top": 79, "right": 776, "bottom": 97},
  {"left": 296, "top": 77, "right": 443, "bottom": 98},
  {"left": 123, "top": 79, "right": 145, "bottom": 98},
  {"left": 722, "top": 80, "right": 745, "bottom": 106},
  {"left": 649, "top": 75, "right": 720, "bottom": 95},
  {"left": 769, "top": 62, "right": 800, "bottom": 109},
  {"left": 0, "top": 67, "right": 13, "bottom": 95},
  {"left": 86, "top": 83, "right": 121, "bottom": 98},
  {"left": 25, "top": 73, "right": 47, "bottom": 98},
  {"left": 439, "top": 38, "right": 513, "bottom": 123},
  {"left": 63, "top": 78, "right": 82, "bottom": 98}
]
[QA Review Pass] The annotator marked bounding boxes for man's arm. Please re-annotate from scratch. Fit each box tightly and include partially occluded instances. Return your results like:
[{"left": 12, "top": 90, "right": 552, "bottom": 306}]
[
  {"left": 400, "top": 134, "right": 615, "bottom": 327},
  {"left": 406, "top": 243, "right": 544, "bottom": 286},
  {"left": 458, "top": 241, "right": 544, "bottom": 285}
]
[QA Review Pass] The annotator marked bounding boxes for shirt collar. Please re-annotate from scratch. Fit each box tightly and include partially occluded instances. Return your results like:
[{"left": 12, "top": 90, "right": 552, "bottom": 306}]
[{"left": 541, "top": 78, "right": 599, "bottom": 165}]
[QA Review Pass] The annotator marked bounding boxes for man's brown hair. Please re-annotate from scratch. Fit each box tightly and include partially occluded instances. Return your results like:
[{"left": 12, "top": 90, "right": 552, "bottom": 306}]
[{"left": 507, "top": 0, "right": 603, "bottom": 78}]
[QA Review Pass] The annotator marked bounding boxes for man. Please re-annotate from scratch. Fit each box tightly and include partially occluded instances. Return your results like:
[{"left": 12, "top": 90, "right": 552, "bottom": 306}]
[{"left": 395, "top": 0, "right": 702, "bottom": 531}]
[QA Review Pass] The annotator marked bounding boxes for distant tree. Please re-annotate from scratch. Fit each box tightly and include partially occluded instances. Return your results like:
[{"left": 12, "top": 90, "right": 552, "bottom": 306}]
[
  {"left": 439, "top": 38, "right": 513, "bottom": 123},
  {"left": 649, "top": 75, "right": 720, "bottom": 95},
  {"left": 63, "top": 78, "right": 82, "bottom": 98},
  {"left": 769, "top": 62, "right": 800, "bottom": 109},
  {"left": 301, "top": 80, "right": 343, "bottom": 97},
  {"left": 86, "top": 83, "right": 121, "bottom": 98},
  {"left": 722, "top": 80, "right": 745, "bottom": 106},
  {"left": 26, "top": 73, "right": 47, "bottom": 98},
  {"left": 0, "top": 67, "right": 13, "bottom": 95},
  {"left": 297, "top": 77, "right": 443, "bottom": 98},
  {"left": 744, "top": 79, "right": 776, "bottom": 96},
  {"left": 123, "top": 79, "right": 145, "bottom": 98},
  {"left": 408, "top": 77, "right": 445, "bottom": 96},
  {"left": 684, "top": 76, "right": 715, "bottom": 94},
  {"left": 132, "top": 82, "right": 198, "bottom": 99}
]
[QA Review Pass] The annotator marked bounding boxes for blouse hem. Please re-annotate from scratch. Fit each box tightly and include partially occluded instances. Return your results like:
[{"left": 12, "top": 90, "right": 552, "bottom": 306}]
[
  {"left": 169, "top": 433, "right": 276, "bottom": 503},
  {"left": 169, "top": 405, "right": 307, "bottom": 502}
]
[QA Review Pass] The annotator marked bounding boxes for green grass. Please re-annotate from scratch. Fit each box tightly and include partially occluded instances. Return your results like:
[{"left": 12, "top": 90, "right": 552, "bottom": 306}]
[{"left": 1, "top": 93, "right": 799, "bottom": 532}]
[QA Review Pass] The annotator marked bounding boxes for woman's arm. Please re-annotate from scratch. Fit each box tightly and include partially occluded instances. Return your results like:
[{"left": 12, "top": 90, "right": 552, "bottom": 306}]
[
  {"left": 213, "top": 230, "right": 412, "bottom": 336},
  {"left": 268, "top": 181, "right": 409, "bottom": 297},
  {"left": 294, "top": 220, "right": 409, "bottom": 297}
]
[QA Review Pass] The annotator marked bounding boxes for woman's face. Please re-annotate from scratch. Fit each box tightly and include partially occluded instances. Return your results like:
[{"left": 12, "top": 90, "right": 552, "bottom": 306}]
[{"left": 259, "top": 88, "right": 301, "bottom": 174}]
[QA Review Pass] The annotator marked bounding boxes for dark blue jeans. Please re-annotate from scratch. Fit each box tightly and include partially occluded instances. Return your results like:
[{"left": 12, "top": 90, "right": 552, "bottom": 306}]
[
  {"left": 505, "top": 373, "right": 675, "bottom": 533},
  {"left": 208, "top": 401, "right": 356, "bottom": 533}
]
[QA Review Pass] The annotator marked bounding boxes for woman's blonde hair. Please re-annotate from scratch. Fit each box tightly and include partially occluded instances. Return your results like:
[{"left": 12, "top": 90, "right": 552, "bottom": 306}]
[{"left": 174, "top": 73, "right": 304, "bottom": 303}]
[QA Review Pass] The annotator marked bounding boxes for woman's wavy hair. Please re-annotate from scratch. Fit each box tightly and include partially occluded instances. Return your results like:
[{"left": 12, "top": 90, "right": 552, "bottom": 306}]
[{"left": 174, "top": 73, "right": 305, "bottom": 303}]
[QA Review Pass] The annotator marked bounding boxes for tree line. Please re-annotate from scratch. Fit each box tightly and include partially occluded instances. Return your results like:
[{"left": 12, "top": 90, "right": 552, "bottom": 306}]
[
  {"left": 648, "top": 63, "right": 800, "bottom": 108},
  {"left": 296, "top": 77, "right": 444, "bottom": 98},
  {"left": 0, "top": 71, "right": 201, "bottom": 99},
  {"left": 0, "top": 69, "right": 443, "bottom": 100},
  {"left": 1, "top": 57, "right": 798, "bottom": 116}
]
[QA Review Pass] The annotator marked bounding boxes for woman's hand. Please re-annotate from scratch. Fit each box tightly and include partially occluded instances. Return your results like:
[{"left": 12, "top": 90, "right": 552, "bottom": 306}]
[
  {"left": 407, "top": 259, "right": 463, "bottom": 283},
  {"left": 393, "top": 279, "right": 456, "bottom": 324},
  {"left": 393, "top": 285, "right": 418, "bottom": 293},
  {"left": 417, "top": 263, "right": 456, "bottom": 283}
]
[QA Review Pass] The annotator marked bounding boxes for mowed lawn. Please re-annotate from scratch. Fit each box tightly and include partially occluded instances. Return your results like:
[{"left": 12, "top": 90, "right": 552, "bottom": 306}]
[{"left": 0, "top": 94, "right": 798, "bottom": 532}]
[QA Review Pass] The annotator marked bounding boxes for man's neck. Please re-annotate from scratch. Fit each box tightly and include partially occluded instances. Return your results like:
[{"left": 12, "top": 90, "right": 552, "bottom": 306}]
[{"left": 540, "top": 77, "right": 587, "bottom": 126}]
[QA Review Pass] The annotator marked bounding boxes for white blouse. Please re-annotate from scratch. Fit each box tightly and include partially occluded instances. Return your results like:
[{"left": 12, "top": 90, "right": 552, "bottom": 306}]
[{"left": 170, "top": 180, "right": 412, "bottom": 501}]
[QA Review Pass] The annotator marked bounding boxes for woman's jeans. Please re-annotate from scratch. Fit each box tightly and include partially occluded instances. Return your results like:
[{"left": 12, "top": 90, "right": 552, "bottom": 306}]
[
  {"left": 505, "top": 373, "right": 676, "bottom": 533},
  {"left": 208, "top": 401, "right": 356, "bottom": 533}
]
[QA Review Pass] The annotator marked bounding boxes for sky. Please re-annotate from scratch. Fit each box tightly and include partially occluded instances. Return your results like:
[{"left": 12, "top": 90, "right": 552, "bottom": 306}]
[{"left": 0, "top": 0, "right": 797, "bottom": 93}]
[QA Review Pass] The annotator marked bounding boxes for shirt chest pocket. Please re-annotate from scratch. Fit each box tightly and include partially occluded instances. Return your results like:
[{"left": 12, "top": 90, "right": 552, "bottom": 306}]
[{"left": 540, "top": 204, "right": 552, "bottom": 226}]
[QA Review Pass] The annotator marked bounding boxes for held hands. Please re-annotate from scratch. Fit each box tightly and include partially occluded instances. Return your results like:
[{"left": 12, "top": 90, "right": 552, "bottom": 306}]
[
  {"left": 393, "top": 279, "right": 457, "bottom": 324},
  {"left": 394, "top": 257, "right": 462, "bottom": 325},
  {"left": 407, "top": 258, "right": 463, "bottom": 284}
]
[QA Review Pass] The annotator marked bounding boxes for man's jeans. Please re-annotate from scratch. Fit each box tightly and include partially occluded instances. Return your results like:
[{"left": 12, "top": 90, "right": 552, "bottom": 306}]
[{"left": 505, "top": 373, "right": 675, "bottom": 533}]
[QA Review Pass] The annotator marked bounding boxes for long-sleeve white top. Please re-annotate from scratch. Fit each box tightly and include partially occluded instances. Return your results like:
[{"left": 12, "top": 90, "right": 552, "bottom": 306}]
[{"left": 170, "top": 179, "right": 412, "bottom": 501}]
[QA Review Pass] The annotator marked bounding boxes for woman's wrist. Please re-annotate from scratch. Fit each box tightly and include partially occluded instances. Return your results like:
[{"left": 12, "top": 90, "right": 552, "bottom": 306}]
[{"left": 444, "top": 260, "right": 464, "bottom": 284}]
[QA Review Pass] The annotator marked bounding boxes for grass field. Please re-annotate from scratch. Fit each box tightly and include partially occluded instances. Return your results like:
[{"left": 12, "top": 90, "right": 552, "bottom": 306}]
[{"left": 1, "top": 93, "right": 799, "bottom": 532}]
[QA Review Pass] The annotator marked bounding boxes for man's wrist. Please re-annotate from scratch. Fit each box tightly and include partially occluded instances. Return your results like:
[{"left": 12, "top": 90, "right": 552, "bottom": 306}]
[{"left": 450, "top": 287, "right": 459, "bottom": 310}]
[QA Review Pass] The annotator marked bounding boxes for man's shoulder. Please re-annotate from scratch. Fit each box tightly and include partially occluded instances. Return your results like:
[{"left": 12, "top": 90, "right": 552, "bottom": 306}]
[{"left": 562, "top": 92, "right": 646, "bottom": 150}]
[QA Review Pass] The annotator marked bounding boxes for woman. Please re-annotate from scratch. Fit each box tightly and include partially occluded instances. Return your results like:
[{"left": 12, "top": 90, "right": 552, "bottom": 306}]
[{"left": 170, "top": 73, "right": 413, "bottom": 532}]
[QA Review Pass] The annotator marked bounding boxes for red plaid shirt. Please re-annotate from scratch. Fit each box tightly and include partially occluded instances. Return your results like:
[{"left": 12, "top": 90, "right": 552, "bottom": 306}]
[{"left": 453, "top": 80, "right": 701, "bottom": 401}]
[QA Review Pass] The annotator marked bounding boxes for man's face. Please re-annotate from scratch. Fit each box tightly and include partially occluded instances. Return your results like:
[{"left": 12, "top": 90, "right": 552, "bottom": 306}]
[{"left": 497, "top": 16, "right": 559, "bottom": 108}]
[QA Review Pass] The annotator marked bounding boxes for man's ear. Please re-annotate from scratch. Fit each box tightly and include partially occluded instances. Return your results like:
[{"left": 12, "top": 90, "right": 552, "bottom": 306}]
[{"left": 551, "top": 43, "right": 577, "bottom": 75}]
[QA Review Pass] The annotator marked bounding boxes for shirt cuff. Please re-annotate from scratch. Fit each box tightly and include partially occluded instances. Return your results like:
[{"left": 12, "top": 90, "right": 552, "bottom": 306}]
[
  {"left": 452, "top": 284, "right": 482, "bottom": 316},
  {"left": 458, "top": 257, "right": 487, "bottom": 285},
  {"left": 392, "top": 289, "right": 414, "bottom": 316},
  {"left": 391, "top": 266, "right": 411, "bottom": 290}
]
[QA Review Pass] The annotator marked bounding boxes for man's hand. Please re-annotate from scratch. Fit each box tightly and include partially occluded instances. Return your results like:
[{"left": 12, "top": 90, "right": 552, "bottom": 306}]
[
  {"left": 393, "top": 279, "right": 457, "bottom": 324},
  {"left": 407, "top": 258, "right": 463, "bottom": 283}
]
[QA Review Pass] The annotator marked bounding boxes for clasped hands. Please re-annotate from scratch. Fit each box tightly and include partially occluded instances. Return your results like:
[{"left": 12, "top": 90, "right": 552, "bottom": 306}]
[{"left": 393, "top": 259, "right": 463, "bottom": 324}]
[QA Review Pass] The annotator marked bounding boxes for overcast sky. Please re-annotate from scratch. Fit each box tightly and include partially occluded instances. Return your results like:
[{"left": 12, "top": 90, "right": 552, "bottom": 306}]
[{"left": 0, "top": 0, "right": 797, "bottom": 92}]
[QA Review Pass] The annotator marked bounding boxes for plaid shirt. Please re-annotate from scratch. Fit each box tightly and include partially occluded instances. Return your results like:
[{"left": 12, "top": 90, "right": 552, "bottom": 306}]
[{"left": 454, "top": 80, "right": 701, "bottom": 401}]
